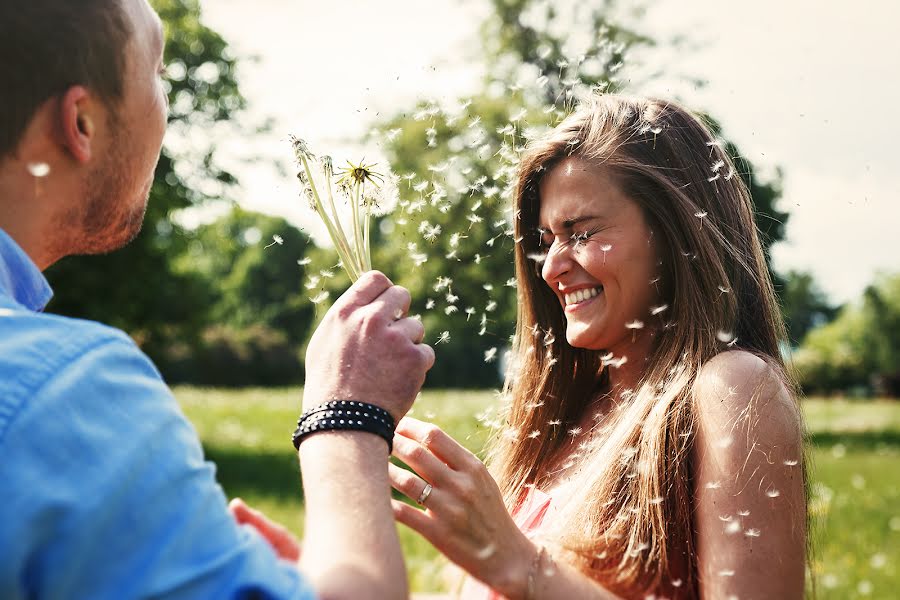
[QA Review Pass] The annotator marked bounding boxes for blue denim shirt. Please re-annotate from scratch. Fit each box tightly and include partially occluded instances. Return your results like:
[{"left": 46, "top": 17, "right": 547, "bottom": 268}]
[{"left": 0, "top": 228, "right": 314, "bottom": 600}]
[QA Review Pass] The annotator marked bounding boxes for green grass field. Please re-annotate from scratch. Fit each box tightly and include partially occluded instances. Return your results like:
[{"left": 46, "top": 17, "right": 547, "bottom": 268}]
[{"left": 176, "top": 387, "right": 900, "bottom": 598}]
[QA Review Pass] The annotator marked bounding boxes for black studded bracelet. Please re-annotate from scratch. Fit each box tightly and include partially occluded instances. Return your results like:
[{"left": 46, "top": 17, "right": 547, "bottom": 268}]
[{"left": 292, "top": 400, "right": 396, "bottom": 452}]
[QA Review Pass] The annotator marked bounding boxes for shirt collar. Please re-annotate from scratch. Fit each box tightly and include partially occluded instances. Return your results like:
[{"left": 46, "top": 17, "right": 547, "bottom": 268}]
[{"left": 0, "top": 228, "right": 53, "bottom": 312}]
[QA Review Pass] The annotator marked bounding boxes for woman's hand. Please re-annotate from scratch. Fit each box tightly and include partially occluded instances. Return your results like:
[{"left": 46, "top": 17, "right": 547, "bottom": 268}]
[
  {"left": 388, "top": 417, "right": 537, "bottom": 599},
  {"left": 229, "top": 498, "right": 302, "bottom": 562}
]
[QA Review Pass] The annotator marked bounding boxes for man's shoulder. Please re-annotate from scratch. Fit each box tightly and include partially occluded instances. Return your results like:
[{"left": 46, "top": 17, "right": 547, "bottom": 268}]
[
  {"left": 0, "top": 303, "right": 160, "bottom": 431},
  {"left": 0, "top": 302, "right": 140, "bottom": 374}
]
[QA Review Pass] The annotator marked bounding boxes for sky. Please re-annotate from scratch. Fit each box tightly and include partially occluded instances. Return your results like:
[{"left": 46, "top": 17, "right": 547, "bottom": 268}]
[{"left": 198, "top": 0, "right": 900, "bottom": 305}]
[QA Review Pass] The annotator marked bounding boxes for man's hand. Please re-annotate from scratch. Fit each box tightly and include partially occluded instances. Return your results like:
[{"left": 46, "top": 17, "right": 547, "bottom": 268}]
[{"left": 303, "top": 271, "right": 435, "bottom": 421}]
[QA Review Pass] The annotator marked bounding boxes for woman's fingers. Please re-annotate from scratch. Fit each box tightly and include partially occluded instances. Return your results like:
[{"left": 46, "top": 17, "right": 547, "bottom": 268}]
[
  {"left": 392, "top": 433, "right": 456, "bottom": 487},
  {"left": 395, "top": 416, "right": 479, "bottom": 471},
  {"left": 388, "top": 463, "right": 441, "bottom": 509},
  {"left": 392, "top": 499, "right": 439, "bottom": 539}
]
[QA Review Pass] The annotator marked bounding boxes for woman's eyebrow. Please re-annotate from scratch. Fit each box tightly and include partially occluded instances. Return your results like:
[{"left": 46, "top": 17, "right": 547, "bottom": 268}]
[{"left": 539, "top": 214, "right": 602, "bottom": 232}]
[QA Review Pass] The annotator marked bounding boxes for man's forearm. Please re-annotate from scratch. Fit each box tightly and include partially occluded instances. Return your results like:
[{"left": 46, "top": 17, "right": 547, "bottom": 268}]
[{"left": 298, "top": 432, "right": 407, "bottom": 600}]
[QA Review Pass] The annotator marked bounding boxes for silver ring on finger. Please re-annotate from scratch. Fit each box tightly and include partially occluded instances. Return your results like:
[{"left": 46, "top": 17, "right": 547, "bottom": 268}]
[{"left": 416, "top": 482, "right": 433, "bottom": 506}]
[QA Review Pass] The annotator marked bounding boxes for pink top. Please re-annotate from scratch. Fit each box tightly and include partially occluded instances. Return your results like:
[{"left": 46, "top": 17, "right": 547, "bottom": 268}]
[{"left": 458, "top": 487, "right": 554, "bottom": 599}]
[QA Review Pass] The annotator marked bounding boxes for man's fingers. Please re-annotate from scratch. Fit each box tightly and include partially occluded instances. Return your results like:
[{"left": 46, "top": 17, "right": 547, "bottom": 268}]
[
  {"left": 389, "top": 317, "right": 425, "bottom": 344},
  {"left": 368, "top": 284, "right": 412, "bottom": 321},
  {"left": 337, "top": 271, "right": 393, "bottom": 308},
  {"left": 418, "top": 342, "right": 436, "bottom": 372}
]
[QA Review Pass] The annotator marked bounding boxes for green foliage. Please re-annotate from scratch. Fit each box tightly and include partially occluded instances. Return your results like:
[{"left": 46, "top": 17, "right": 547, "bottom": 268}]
[
  {"left": 780, "top": 270, "right": 841, "bottom": 346},
  {"left": 157, "top": 207, "right": 314, "bottom": 385},
  {"left": 44, "top": 0, "right": 245, "bottom": 366},
  {"left": 794, "top": 273, "right": 900, "bottom": 396},
  {"left": 177, "top": 387, "right": 900, "bottom": 598}
]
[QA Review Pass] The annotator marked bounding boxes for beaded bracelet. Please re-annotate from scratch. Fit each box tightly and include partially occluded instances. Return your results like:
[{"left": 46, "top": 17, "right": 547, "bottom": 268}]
[{"left": 292, "top": 400, "right": 396, "bottom": 452}]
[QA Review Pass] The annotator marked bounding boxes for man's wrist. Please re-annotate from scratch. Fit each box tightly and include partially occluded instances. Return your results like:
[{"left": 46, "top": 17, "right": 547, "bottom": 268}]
[{"left": 293, "top": 400, "right": 396, "bottom": 452}]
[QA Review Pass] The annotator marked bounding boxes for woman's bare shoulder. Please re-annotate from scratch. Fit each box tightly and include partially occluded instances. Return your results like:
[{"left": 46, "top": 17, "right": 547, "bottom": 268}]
[{"left": 692, "top": 350, "right": 801, "bottom": 451}]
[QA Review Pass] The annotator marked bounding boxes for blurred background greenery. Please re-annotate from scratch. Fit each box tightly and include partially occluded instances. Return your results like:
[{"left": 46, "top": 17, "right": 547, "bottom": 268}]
[{"left": 40, "top": 0, "right": 900, "bottom": 597}]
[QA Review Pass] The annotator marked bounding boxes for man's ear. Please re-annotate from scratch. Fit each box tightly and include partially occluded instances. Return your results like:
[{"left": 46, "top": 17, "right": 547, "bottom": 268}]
[{"left": 59, "top": 86, "right": 96, "bottom": 164}]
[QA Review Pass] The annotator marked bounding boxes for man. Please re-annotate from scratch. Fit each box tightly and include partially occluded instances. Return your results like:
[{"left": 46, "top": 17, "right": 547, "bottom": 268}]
[{"left": 0, "top": 0, "right": 434, "bottom": 598}]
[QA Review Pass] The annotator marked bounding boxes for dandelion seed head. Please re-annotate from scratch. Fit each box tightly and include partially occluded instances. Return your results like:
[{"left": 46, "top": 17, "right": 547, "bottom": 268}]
[
  {"left": 744, "top": 528, "right": 761, "bottom": 538},
  {"left": 705, "top": 481, "right": 721, "bottom": 490},
  {"left": 310, "top": 291, "right": 328, "bottom": 305},
  {"left": 784, "top": 459, "right": 799, "bottom": 466},
  {"left": 625, "top": 320, "right": 644, "bottom": 330},
  {"left": 766, "top": 489, "right": 781, "bottom": 498},
  {"left": 436, "top": 331, "right": 450, "bottom": 344},
  {"left": 738, "top": 510, "right": 750, "bottom": 517}
]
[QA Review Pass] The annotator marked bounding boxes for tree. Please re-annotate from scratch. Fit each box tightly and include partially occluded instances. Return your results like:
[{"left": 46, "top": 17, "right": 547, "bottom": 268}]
[
  {"left": 779, "top": 270, "right": 840, "bottom": 346},
  {"left": 794, "top": 273, "right": 900, "bottom": 396},
  {"left": 44, "top": 0, "right": 246, "bottom": 369}
]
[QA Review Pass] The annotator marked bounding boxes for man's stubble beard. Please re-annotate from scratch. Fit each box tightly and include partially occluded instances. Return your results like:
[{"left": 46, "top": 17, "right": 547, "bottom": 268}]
[{"left": 67, "top": 131, "right": 152, "bottom": 256}]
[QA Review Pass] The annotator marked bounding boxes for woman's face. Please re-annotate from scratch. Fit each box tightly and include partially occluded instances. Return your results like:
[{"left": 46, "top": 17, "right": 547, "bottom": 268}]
[{"left": 538, "top": 157, "right": 663, "bottom": 359}]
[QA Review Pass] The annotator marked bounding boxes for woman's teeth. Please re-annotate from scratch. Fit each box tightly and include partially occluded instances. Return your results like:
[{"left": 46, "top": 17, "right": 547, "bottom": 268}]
[{"left": 564, "top": 286, "right": 602, "bottom": 306}]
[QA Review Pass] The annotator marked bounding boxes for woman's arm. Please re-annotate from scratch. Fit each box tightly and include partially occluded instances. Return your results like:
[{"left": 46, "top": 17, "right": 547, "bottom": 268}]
[
  {"left": 389, "top": 417, "right": 623, "bottom": 599},
  {"left": 692, "top": 350, "right": 807, "bottom": 599}
]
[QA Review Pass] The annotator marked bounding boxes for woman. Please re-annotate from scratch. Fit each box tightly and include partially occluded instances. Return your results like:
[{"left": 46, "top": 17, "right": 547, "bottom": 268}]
[{"left": 387, "top": 94, "right": 807, "bottom": 599}]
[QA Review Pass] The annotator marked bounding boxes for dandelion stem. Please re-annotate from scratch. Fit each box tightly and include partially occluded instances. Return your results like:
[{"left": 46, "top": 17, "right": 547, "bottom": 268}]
[
  {"left": 351, "top": 180, "right": 366, "bottom": 273},
  {"left": 323, "top": 169, "right": 359, "bottom": 278},
  {"left": 300, "top": 155, "right": 359, "bottom": 281},
  {"left": 363, "top": 180, "right": 372, "bottom": 271}
]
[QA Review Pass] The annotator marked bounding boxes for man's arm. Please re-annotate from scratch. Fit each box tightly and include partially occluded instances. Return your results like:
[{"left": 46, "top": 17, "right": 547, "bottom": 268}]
[{"left": 296, "top": 271, "right": 435, "bottom": 599}]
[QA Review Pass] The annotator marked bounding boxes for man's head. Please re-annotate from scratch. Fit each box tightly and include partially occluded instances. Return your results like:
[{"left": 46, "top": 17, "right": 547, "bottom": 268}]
[{"left": 0, "top": 0, "right": 168, "bottom": 268}]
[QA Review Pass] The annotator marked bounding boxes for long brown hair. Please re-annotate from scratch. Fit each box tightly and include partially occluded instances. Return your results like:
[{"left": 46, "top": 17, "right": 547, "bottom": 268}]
[{"left": 487, "top": 95, "right": 798, "bottom": 596}]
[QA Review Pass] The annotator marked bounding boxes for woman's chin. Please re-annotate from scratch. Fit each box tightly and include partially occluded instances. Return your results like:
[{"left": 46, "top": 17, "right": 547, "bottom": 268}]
[{"left": 565, "top": 327, "right": 604, "bottom": 351}]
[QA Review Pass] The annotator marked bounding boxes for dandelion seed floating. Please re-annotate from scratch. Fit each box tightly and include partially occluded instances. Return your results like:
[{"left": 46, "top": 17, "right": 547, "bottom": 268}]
[
  {"left": 694, "top": 210, "right": 708, "bottom": 229},
  {"left": 484, "top": 347, "right": 498, "bottom": 363},
  {"left": 766, "top": 489, "right": 781, "bottom": 498},
  {"left": 744, "top": 529, "right": 761, "bottom": 538},
  {"left": 651, "top": 304, "right": 669, "bottom": 316},
  {"left": 264, "top": 234, "right": 284, "bottom": 249},
  {"left": 436, "top": 331, "right": 450, "bottom": 344},
  {"left": 599, "top": 243, "right": 613, "bottom": 262},
  {"left": 27, "top": 162, "right": 51, "bottom": 177}
]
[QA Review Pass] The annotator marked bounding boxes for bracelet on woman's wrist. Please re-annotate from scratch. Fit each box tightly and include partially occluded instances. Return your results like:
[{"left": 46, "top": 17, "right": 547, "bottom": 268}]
[{"left": 292, "top": 400, "right": 396, "bottom": 452}]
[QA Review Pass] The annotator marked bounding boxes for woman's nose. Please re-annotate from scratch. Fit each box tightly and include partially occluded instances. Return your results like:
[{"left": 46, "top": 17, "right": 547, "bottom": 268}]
[{"left": 540, "top": 242, "right": 573, "bottom": 285}]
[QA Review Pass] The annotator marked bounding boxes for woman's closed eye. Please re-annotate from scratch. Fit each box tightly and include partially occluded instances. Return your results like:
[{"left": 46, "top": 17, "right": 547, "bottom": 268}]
[{"left": 538, "top": 225, "right": 606, "bottom": 251}]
